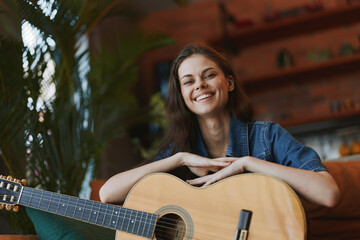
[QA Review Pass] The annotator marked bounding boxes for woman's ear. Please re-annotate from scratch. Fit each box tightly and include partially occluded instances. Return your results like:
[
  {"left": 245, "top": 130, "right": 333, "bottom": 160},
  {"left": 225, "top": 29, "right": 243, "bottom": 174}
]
[{"left": 227, "top": 75, "right": 235, "bottom": 92}]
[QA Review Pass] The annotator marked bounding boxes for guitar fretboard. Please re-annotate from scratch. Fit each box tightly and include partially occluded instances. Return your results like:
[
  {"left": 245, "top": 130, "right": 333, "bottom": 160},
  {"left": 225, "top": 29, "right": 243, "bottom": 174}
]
[{"left": 19, "top": 187, "right": 157, "bottom": 238}]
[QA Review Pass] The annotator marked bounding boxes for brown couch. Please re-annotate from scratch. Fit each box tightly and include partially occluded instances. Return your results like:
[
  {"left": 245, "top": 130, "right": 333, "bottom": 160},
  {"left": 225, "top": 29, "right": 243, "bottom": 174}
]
[
  {"left": 90, "top": 160, "right": 360, "bottom": 240},
  {"left": 301, "top": 160, "right": 360, "bottom": 240}
]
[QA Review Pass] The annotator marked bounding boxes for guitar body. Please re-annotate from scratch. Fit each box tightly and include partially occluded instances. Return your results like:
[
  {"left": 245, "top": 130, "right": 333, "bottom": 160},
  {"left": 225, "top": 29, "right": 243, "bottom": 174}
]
[{"left": 117, "top": 173, "right": 306, "bottom": 240}]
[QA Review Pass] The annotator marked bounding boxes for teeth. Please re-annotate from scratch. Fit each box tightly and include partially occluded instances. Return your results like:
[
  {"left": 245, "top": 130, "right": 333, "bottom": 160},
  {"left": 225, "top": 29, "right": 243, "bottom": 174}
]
[{"left": 196, "top": 93, "right": 213, "bottom": 101}]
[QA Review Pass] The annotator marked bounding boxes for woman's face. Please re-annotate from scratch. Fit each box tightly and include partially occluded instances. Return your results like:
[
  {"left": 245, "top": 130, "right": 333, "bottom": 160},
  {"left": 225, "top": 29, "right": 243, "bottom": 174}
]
[{"left": 177, "top": 54, "right": 234, "bottom": 118}]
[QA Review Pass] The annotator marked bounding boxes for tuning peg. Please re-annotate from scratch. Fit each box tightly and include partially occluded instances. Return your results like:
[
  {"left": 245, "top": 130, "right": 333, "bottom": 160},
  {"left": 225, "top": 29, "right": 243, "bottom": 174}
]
[
  {"left": 12, "top": 206, "right": 19, "bottom": 212},
  {"left": 21, "top": 179, "right": 27, "bottom": 186},
  {"left": 7, "top": 176, "right": 13, "bottom": 181},
  {"left": 5, "top": 204, "right": 12, "bottom": 211}
]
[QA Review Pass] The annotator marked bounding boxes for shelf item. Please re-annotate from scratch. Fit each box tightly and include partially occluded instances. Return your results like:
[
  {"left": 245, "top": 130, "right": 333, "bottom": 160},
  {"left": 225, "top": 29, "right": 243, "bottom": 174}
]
[
  {"left": 211, "top": 5, "right": 360, "bottom": 131},
  {"left": 243, "top": 54, "right": 360, "bottom": 92},
  {"left": 327, "top": 154, "right": 360, "bottom": 162},
  {"left": 212, "top": 5, "right": 360, "bottom": 50},
  {"left": 283, "top": 110, "right": 360, "bottom": 134}
]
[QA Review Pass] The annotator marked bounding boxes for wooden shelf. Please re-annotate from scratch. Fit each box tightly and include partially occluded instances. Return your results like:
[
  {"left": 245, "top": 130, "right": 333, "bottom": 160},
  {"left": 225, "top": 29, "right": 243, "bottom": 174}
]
[
  {"left": 212, "top": 4, "right": 360, "bottom": 131},
  {"left": 282, "top": 110, "right": 360, "bottom": 135},
  {"left": 214, "top": 4, "right": 360, "bottom": 50},
  {"left": 327, "top": 154, "right": 360, "bottom": 161},
  {"left": 243, "top": 54, "right": 360, "bottom": 92}
]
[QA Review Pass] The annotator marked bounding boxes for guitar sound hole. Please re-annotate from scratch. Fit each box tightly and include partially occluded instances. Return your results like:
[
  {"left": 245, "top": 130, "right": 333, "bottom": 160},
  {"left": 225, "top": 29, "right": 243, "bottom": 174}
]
[{"left": 154, "top": 213, "right": 186, "bottom": 240}]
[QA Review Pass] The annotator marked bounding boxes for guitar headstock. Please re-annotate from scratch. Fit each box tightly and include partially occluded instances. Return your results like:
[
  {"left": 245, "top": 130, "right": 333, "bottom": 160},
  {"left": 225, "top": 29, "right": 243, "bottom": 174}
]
[{"left": 0, "top": 175, "right": 26, "bottom": 212}]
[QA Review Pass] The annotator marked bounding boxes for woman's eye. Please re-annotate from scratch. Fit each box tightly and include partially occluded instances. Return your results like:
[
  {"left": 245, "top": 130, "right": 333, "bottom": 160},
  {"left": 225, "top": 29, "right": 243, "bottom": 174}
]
[
  {"left": 184, "top": 80, "right": 193, "bottom": 85},
  {"left": 204, "top": 73, "right": 216, "bottom": 79}
]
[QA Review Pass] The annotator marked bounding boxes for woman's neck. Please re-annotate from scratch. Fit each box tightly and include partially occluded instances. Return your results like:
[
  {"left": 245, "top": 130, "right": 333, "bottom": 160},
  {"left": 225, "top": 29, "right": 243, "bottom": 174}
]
[{"left": 196, "top": 112, "right": 231, "bottom": 158}]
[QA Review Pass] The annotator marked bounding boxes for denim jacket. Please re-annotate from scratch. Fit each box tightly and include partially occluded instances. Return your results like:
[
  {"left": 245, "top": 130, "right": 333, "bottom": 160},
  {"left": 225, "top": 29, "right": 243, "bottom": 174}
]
[
  {"left": 156, "top": 117, "right": 327, "bottom": 179},
  {"left": 193, "top": 117, "right": 327, "bottom": 172}
]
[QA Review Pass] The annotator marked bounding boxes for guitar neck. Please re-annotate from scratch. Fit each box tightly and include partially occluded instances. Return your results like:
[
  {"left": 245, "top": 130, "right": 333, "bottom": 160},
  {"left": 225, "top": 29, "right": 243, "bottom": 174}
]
[{"left": 19, "top": 186, "right": 156, "bottom": 238}]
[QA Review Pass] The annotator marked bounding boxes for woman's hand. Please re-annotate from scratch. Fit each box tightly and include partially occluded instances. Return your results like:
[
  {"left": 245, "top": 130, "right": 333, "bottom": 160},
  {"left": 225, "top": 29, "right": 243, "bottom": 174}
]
[
  {"left": 186, "top": 157, "right": 248, "bottom": 186},
  {"left": 180, "top": 152, "right": 235, "bottom": 177}
]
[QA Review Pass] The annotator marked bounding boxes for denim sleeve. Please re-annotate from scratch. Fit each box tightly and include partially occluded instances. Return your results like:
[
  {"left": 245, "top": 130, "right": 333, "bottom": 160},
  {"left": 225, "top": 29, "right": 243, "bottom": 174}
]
[
  {"left": 265, "top": 122, "right": 328, "bottom": 172},
  {"left": 153, "top": 147, "right": 171, "bottom": 161},
  {"left": 153, "top": 144, "right": 177, "bottom": 161}
]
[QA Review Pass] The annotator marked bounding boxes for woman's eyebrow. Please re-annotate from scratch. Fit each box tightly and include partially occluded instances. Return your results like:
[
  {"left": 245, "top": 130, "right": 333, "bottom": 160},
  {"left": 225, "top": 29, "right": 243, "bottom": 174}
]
[
  {"left": 180, "top": 73, "right": 193, "bottom": 80},
  {"left": 201, "top": 67, "right": 215, "bottom": 75},
  {"left": 180, "top": 67, "right": 215, "bottom": 80}
]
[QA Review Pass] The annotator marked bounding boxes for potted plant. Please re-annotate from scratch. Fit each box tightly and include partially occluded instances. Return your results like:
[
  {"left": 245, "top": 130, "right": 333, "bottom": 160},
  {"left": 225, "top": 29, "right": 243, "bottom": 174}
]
[{"left": 0, "top": 0, "right": 178, "bottom": 234}]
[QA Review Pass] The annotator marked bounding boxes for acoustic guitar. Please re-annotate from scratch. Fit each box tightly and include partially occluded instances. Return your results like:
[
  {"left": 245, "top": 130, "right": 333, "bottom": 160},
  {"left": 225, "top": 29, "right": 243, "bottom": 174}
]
[{"left": 0, "top": 173, "right": 306, "bottom": 239}]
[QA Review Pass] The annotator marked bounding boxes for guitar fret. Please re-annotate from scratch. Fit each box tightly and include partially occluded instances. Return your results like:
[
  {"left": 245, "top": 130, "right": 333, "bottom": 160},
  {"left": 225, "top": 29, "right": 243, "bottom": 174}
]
[
  {"left": 125, "top": 209, "right": 134, "bottom": 233},
  {"left": 39, "top": 191, "right": 50, "bottom": 211},
  {"left": 116, "top": 207, "right": 127, "bottom": 232},
  {"left": 124, "top": 208, "right": 130, "bottom": 231},
  {"left": 73, "top": 199, "right": 82, "bottom": 220},
  {"left": 63, "top": 196, "right": 70, "bottom": 216},
  {"left": 27, "top": 188, "right": 34, "bottom": 206},
  {"left": 73, "top": 198, "right": 78, "bottom": 217},
  {"left": 113, "top": 206, "right": 120, "bottom": 228},
  {"left": 78, "top": 199, "right": 86, "bottom": 220},
  {"left": 89, "top": 201, "right": 100, "bottom": 224},
  {"left": 96, "top": 202, "right": 105, "bottom": 226},
  {"left": 144, "top": 214, "right": 157, "bottom": 239},
  {"left": 129, "top": 210, "right": 138, "bottom": 234},
  {"left": 55, "top": 194, "right": 62, "bottom": 214},
  {"left": 87, "top": 200, "right": 94, "bottom": 223},
  {"left": 65, "top": 196, "right": 75, "bottom": 217},
  {"left": 101, "top": 203, "right": 108, "bottom": 226},
  {"left": 37, "top": 190, "right": 43, "bottom": 209},
  {"left": 108, "top": 205, "right": 116, "bottom": 228},
  {"left": 51, "top": 193, "right": 61, "bottom": 214},
  {"left": 113, "top": 206, "right": 121, "bottom": 231},
  {"left": 143, "top": 212, "right": 155, "bottom": 238},
  {"left": 135, "top": 211, "right": 143, "bottom": 236},
  {"left": 29, "top": 189, "right": 41, "bottom": 208},
  {"left": 94, "top": 202, "right": 101, "bottom": 224},
  {"left": 140, "top": 211, "right": 148, "bottom": 237},
  {"left": 46, "top": 192, "right": 53, "bottom": 211}
]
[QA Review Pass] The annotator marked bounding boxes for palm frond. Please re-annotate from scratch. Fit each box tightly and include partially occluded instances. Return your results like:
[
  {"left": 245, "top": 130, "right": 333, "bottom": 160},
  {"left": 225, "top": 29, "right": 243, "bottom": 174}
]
[{"left": 0, "top": 0, "right": 175, "bottom": 234}]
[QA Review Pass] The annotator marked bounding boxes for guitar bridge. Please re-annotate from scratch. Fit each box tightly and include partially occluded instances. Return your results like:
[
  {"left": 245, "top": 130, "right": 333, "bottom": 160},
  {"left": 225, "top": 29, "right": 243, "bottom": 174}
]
[{"left": 234, "top": 209, "right": 252, "bottom": 240}]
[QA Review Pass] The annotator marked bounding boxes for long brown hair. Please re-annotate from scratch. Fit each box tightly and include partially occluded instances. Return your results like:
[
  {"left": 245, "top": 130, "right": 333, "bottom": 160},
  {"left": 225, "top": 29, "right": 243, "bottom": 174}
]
[{"left": 158, "top": 43, "right": 253, "bottom": 156}]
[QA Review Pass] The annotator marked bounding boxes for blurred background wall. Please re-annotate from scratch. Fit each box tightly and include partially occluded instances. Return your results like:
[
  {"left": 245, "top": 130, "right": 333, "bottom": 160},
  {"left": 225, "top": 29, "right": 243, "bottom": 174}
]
[{"left": 1, "top": 0, "right": 360, "bottom": 234}]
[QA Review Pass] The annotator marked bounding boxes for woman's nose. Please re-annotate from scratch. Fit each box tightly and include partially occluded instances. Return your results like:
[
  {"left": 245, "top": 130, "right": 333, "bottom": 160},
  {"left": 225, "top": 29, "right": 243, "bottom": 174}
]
[{"left": 195, "top": 80, "right": 207, "bottom": 90}]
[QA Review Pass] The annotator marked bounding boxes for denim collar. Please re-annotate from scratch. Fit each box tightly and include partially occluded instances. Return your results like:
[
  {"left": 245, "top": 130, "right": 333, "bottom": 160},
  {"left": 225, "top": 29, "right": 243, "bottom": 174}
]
[{"left": 194, "top": 116, "right": 249, "bottom": 158}]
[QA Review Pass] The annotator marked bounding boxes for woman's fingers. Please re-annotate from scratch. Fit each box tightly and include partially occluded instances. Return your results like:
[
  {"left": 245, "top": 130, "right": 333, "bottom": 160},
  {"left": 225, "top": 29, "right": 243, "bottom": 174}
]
[{"left": 187, "top": 159, "right": 245, "bottom": 186}]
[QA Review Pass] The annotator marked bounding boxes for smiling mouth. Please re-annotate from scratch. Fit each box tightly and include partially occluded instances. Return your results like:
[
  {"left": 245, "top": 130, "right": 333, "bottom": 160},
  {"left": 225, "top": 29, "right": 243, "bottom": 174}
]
[{"left": 196, "top": 93, "right": 214, "bottom": 101}]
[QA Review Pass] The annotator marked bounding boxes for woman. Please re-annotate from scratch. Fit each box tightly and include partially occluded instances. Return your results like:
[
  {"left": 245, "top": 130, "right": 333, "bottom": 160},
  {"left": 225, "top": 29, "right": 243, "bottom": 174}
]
[{"left": 100, "top": 43, "right": 339, "bottom": 207}]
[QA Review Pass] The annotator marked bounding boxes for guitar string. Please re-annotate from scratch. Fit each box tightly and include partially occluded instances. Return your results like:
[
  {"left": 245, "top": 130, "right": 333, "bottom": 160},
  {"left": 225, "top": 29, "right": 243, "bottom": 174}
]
[
  {"left": 152, "top": 225, "right": 221, "bottom": 240},
  {"left": 20, "top": 190, "right": 187, "bottom": 228},
  {"left": 5, "top": 185, "right": 215, "bottom": 233},
  {"left": 19, "top": 191, "right": 219, "bottom": 240},
  {"left": 152, "top": 228, "right": 220, "bottom": 240},
  {"left": 19, "top": 192, "right": 203, "bottom": 238},
  {"left": 20, "top": 192, "right": 186, "bottom": 229},
  {"left": 154, "top": 218, "right": 226, "bottom": 240},
  {"left": 20, "top": 193, "right": 228, "bottom": 240},
  {"left": 20, "top": 191, "right": 223, "bottom": 239},
  {"left": 148, "top": 227, "right": 220, "bottom": 240},
  {"left": 20, "top": 190, "right": 195, "bottom": 227}
]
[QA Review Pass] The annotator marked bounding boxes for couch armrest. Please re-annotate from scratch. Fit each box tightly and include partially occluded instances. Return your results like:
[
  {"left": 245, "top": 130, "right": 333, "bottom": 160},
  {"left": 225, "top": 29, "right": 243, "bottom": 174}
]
[{"left": 89, "top": 179, "right": 106, "bottom": 202}]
